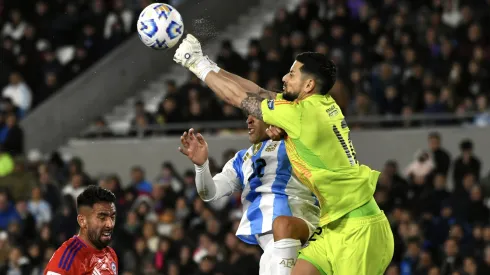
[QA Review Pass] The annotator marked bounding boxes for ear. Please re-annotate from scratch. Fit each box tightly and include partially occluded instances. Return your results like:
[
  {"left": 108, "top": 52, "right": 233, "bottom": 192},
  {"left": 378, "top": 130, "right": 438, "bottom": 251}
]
[
  {"left": 304, "top": 78, "right": 316, "bottom": 94},
  {"left": 77, "top": 214, "right": 86, "bottom": 229}
]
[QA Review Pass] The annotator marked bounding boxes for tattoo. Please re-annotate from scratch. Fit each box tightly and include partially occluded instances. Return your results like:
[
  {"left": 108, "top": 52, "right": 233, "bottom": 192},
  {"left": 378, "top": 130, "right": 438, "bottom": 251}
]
[
  {"left": 240, "top": 93, "right": 263, "bottom": 120},
  {"left": 258, "top": 88, "right": 277, "bottom": 100}
]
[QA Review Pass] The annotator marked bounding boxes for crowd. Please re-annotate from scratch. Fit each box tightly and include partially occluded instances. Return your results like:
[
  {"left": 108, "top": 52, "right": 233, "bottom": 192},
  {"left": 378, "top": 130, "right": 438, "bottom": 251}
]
[
  {"left": 84, "top": 0, "right": 490, "bottom": 138},
  {"left": 0, "top": 0, "right": 159, "bottom": 114},
  {"left": 1, "top": 129, "right": 490, "bottom": 275},
  {"left": 2, "top": 0, "right": 490, "bottom": 275}
]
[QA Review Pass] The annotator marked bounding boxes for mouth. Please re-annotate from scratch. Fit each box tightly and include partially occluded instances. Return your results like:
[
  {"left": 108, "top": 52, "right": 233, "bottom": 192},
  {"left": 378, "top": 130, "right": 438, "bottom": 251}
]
[
  {"left": 248, "top": 128, "right": 255, "bottom": 135},
  {"left": 101, "top": 231, "right": 112, "bottom": 241}
]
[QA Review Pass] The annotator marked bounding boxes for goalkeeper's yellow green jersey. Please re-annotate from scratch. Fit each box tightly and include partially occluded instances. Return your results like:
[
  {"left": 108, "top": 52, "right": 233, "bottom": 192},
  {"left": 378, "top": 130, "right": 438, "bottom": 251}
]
[{"left": 261, "top": 93, "right": 380, "bottom": 226}]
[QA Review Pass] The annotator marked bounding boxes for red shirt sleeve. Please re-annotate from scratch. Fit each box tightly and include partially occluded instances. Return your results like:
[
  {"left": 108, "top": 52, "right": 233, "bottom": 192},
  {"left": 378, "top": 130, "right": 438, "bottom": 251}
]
[{"left": 44, "top": 239, "right": 83, "bottom": 275}]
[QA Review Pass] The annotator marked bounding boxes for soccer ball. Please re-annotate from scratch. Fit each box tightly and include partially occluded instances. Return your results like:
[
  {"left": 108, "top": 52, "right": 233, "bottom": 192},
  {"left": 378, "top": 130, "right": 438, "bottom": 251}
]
[{"left": 137, "top": 3, "right": 184, "bottom": 50}]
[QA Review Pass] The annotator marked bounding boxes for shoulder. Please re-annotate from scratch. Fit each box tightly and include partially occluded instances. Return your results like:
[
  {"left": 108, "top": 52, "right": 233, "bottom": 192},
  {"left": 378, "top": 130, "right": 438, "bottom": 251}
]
[
  {"left": 46, "top": 237, "right": 87, "bottom": 273},
  {"left": 107, "top": 246, "right": 118, "bottom": 258},
  {"left": 234, "top": 149, "right": 249, "bottom": 163}
]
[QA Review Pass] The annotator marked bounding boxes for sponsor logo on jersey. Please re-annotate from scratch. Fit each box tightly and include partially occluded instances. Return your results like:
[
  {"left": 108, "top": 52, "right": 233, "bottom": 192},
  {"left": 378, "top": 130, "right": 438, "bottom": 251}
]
[
  {"left": 267, "top": 100, "right": 274, "bottom": 110},
  {"left": 265, "top": 142, "right": 279, "bottom": 152},
  {"left": 111, "top": 262, "right": 117, "bottom": 273},
  {"left": 326, "top": 105, "right": 338, "bottom": 117}
]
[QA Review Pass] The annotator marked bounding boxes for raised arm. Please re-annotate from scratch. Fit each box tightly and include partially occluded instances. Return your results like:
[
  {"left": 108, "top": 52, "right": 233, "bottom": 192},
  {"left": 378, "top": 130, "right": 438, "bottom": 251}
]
[
  {"left": 173, "top": 34, "right": 276, "bottom": 120},
  {"left": 204, "top": 71, "right": 266, "bottom": 120},
  {"left": 218, "top": 70, "right": 277, "bottom": 99},
  {"left": 179, "top": 129, "right": 242, "bottom": 201}
]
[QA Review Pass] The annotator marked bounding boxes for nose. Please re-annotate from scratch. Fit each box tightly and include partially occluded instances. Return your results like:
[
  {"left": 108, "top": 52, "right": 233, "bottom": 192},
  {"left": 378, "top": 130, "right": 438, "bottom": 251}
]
[
  {"left": 247, "top": 115, "right": 253, "bottom": 124},
  {"left": 105, "top": 218, "right": 115, "bottom": 229},
  {"left": 282, "top": 73, "right": 289, "bottom": 82}
]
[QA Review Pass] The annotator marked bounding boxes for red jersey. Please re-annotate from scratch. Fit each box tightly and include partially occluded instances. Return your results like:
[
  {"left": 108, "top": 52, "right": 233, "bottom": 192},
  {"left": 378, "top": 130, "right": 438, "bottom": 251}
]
[{"left": 44, "top": 236, "right": 118, "bottom": 275}]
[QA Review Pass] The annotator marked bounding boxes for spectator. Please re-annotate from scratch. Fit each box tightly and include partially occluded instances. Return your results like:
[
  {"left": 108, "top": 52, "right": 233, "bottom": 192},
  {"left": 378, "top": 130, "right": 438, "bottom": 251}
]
[
  {"left": 129, "top": 166, "right": 153, "bottom": 195},
  {"left": 0, "top": 112, "right": 24, "bottom": 156},
  {"left": 0, "top": 157, "right": 35, "bottom": 201},
  {"left": 0, "top": 190, "right": 20, "bottom": 230},
  {"left": 83, "top": 116, "right": 114, "bottom": 139},
  {"left": 474, "top": 94, "right": 490, "bottom": 127},
  {"left": 67, "top": 157, "right": 92, "bottom": 186},
  {"left": 427, "top": 132, "right": 451, "bottom": 176},
  {"left": 405, "top": 150, "right": 434, "bottom": 186},
  {"left": 1, "top": 72, "right": 31, "bottom": 113},
  {"left": 62, "top": 173, "right": 87, "bottom": 202},
  {"left": 104, "top": 0, "right": 134, "bottom": 41},
  {"left": 453, "top": 139, "right": 481, "bottom": 192},
  {"left": 1, "top": 9, "right": 26, "bottom": 41},
  {"left": 37, "top": 163, "right": 61, "bottom": 211},
  {"left": 155, "top": 162, "right": 183, "bottom": 194},
  {"left": 27, "top": 185, "right": 52, "bottom": 228}
]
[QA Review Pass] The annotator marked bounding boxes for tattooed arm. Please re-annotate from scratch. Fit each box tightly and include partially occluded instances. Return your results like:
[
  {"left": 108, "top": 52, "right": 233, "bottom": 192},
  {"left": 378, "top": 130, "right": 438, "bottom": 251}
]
[
  {"left": 218, "top": 70, "right": 277, "bottom": 100},
  {"left": 204, "top": 71, "right": 269, "bottom": 119},
  {"left": 204, "top": 71, "right": 300, "bottom": 136}
]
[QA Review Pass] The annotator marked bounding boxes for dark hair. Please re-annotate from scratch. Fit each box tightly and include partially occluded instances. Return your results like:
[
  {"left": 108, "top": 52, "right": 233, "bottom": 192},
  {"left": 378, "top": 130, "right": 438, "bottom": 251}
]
[
  {"left": 295, "top": 52, "right": 337, "bottom": 95},
  {"left": 428, "top": 132, "right": 440, "bottom": 140},
  {"left": 460, "top": 139, "right": 473, "bottom": 151},
  {"left": 77, "top": 185, "right": 116, "bottom": 210}
]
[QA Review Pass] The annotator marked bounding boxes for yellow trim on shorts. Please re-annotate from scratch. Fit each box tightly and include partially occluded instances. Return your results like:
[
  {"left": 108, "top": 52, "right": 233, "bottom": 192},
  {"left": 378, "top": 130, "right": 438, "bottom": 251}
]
[{"left": 298, "top": 253, "right": 328, "bottom": 275}]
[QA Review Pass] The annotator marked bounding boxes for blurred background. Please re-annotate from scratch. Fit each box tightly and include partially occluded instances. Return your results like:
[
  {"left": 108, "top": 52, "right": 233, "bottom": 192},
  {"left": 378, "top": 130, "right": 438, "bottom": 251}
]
[{"left": 1, "top": 0, "right": 490, "bottom": 274}]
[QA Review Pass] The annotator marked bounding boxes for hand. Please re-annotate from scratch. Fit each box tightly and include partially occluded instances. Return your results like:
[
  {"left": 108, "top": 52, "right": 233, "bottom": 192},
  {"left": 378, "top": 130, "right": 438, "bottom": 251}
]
[
  {"left": 173, "top": 34, "right": 204, "bottom": 68},
  {"left": 178, "top": 128, "right": 208, "bottom": 166},
  {"left": 173, "top": 34, "right": 219, "bottom": 81},
  {"left": 265, "top": 126, "right": 285, "bottom": 141}
]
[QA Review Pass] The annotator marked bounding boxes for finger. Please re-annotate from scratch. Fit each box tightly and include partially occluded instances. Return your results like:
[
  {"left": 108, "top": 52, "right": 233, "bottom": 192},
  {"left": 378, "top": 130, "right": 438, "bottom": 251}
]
[
  {"left": 265, "top": 128, "right": 274, "bottom": 138},
  {"left": 196, "top": 133, "right": 205, "bottom": 145},
  {"left": 178, "top": 147, "right": 188, "bottom": 155},
  {"left": 272, "top": 128, "right": 282, "bottom": 137},
  {"left": 189, "top": 128, "right": 196, "bottom": 139}
]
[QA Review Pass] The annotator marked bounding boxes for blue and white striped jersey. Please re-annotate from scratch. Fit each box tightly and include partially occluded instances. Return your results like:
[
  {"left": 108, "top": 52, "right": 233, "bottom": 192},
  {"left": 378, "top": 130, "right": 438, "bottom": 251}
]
[{"left": 215, "top": 140, "right": 320, "bottom": 245}]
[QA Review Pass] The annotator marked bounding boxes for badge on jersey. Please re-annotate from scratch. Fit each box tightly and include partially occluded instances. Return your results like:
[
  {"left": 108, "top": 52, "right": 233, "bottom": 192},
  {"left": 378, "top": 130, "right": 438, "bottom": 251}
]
[
  {"left": 111, "top": 262, "right": 117, "bottom": 273},
  {"left": 267, "top": 99, "right": 274, "bottom": 110}
]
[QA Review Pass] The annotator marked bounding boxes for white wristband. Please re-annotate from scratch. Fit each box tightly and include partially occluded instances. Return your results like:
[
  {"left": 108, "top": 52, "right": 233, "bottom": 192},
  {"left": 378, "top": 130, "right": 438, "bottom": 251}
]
[{"left": 192, "top": 56, "right": 220, "bottom": 81}]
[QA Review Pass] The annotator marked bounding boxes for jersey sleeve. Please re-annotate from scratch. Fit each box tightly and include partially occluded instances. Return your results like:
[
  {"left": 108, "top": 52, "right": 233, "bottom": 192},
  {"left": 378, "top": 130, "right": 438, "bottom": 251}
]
[
  {"left": 212, "top": 150, "right": 246, "bottom": 196},
  {"left": 44, "top": 246, "right": 80, "bottom": 275},
  {"left": 260, "top": 94, "right": 301, "bottom": 138}
]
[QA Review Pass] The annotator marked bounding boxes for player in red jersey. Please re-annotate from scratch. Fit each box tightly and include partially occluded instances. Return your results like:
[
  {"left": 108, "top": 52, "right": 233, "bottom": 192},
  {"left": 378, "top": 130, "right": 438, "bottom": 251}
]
[{"left": 44, "top": 185, "right": 118, "bottom": 275}]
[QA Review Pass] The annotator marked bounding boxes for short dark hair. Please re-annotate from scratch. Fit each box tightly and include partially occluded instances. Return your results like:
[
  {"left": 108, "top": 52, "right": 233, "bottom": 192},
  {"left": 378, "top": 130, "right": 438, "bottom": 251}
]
[
  {"left": 77, "top": 185, "right": 116, "bottom": 211},
  {"left": 460, "top": 139, "right": 473, "bottom": 151},
  {"left": 295, "top": 52, "right": 337, "bottom": 95},
  {"left": 428, "top": 132, "right": 440, "bottom": 140}
]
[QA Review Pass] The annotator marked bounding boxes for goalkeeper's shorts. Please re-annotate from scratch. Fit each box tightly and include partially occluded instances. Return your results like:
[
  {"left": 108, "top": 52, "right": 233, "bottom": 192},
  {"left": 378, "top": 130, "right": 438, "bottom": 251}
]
[{"left": 298, "top": 211, "right": 394, "bottom": 275}]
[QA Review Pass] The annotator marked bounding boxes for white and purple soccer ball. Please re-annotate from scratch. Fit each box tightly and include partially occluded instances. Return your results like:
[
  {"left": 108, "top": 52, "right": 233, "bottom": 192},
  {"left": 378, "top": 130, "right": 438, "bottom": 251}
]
[{"left": 137, "top": 3, "right": 184, "bottom": 50}]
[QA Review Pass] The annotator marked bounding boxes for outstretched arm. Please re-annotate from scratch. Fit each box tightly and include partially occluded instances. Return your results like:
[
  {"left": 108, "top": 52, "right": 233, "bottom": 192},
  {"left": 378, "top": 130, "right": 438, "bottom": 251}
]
[
  {"left": 218, "top": 70, "right": 277, "bottom": 100},
  {"left": 204, "top": 71, "right": 266, "bottom": 120}
]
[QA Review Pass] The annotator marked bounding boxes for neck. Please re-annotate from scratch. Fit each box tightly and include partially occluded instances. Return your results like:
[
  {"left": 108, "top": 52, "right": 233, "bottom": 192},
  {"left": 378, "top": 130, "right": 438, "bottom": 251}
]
[
  {"left": 77, "top": 232, "right": 98, "bottom": 250},
  {"left": 298, "top": 92, "right": 316, "bottom": 101}
]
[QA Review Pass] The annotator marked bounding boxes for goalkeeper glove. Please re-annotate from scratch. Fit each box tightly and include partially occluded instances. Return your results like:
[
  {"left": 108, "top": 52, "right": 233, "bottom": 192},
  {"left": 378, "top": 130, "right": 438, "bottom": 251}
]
[{"left": 173, "top": 34, "right": 220, "bottom": 81}]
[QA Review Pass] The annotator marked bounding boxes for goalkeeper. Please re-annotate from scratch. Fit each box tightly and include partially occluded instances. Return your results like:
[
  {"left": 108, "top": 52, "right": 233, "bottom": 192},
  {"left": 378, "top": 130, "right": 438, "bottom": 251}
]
[{"left": 173, "top": 34, "right": 394, "bottom": 275}]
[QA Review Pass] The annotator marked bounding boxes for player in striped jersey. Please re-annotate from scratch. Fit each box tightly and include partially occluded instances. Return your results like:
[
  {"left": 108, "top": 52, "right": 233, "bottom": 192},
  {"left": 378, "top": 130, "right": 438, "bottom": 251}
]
[
  {"left": 44, "top": 186, "right": 118, "bottom": 275},
  {"left": 178, "top": 117, "right": 320, "bottom": 275}
]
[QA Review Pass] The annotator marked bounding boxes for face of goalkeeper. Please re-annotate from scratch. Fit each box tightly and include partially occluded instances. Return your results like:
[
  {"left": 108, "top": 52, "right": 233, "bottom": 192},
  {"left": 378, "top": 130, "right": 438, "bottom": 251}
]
[{"left": 281, "top": 52, "right": 337, "bottom": 101}]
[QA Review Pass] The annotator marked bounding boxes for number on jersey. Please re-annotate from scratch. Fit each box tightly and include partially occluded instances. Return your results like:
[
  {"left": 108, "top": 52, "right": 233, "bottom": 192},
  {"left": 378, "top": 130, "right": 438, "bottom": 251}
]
[
  {"left": 248, "top": 158, "right": 266, "bottom": 181},
  {"left": 332, "top": 120, "right": 358, "bottom": 166}
]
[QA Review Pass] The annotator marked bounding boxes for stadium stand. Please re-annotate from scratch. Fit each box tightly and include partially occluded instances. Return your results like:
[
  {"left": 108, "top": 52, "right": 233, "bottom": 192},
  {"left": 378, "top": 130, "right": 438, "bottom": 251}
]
[
  {"left": 82, "top": 0, "right": 490, "bottom": 138},
  {"left": 0, "top": 1, "right": 490, "bottom": 275},
  {"left": 0, "top": 0, "right": 154, "bottom": 114}
]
